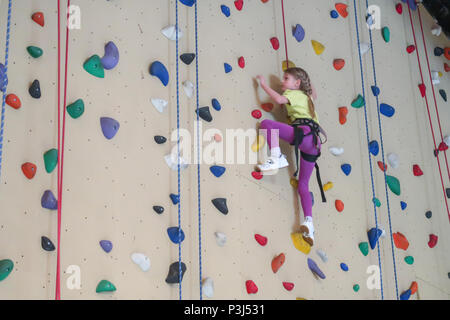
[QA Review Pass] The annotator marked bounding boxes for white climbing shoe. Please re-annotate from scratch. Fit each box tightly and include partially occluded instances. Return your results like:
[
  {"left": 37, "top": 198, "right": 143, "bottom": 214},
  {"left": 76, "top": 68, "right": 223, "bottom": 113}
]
[
  {"left": 299, "top": 219, "right": 315, "bottom": 247},
  {"left": 256, "top": 154, "right": 289, "bottom": 172}
]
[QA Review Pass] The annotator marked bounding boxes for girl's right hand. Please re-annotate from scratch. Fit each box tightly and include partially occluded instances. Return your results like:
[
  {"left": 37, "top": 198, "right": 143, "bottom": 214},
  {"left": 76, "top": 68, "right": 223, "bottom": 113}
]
[{"left": 256, "top": 75, "right": 266, "bottom": 87}]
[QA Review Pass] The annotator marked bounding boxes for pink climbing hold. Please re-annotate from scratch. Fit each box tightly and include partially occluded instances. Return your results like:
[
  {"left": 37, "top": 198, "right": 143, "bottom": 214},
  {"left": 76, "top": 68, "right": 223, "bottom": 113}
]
[
  {"left": 238, "top": 56, "right": 245, "bottom": 68},
  {"left": 428, "top": 234, "right": 438, "bottom": 248},
  {"left": 395, "top": 3, "right": 403, "bottom": 14},
  {"left": 283, "top": 282, "right": 294, "bottom": 291},
  {"left": 246, "top": 280, "right": 258, "bottom": 294},
  {"left": 413, "top": 164, "right": 423, "bottom": 176},
  {"left": 234, "top": 0, "right": 243, "bottom": 11},
  {"left": 255, "top": 234, "right": 267, "bottom": 246},
  {"left": 270, "top": 37, "right": 280, "bottom": 50},
  {"left": 418, "top": 83, "right": 426, "bottom": 97},
  {"left": 251, "top": 109, "right": 262, "bottom": 119}
]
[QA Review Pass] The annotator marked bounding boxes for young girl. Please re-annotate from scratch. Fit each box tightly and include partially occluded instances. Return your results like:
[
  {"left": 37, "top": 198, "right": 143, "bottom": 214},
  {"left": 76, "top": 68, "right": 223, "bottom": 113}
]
[{"left": 256, "top": 67, "right": 326, "bottom": 246}]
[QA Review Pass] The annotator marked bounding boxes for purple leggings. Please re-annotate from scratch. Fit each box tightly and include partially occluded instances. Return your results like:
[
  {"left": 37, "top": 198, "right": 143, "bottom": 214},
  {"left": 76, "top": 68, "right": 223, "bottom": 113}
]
[{"left": 260, "top": 119, "right": 321, "bottom": 218}]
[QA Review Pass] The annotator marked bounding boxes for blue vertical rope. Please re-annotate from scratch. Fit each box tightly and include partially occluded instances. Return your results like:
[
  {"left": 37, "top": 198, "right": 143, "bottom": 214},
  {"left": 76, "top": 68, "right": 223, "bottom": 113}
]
[
  {"left": 364, "top": 0, "right": 400, "bottom": 300},
  {"left": 0, "top": 0, "right": 12, "bottom": 183},
  {"left": 351, "top": 0, "right": 384, "bottom": 299}
]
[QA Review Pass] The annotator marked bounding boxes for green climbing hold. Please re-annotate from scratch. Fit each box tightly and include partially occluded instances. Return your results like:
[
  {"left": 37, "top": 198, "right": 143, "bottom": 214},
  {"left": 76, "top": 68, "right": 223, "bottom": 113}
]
[
  {"left": 373, "top": 197, "right": 381, "bottom": 207},
  {"left": 0, "top": 259, "right": 13, "bottom": 282},
  {"left": 43, "top": 148, "right": 58, "bottom": 173},
  {"left": 404, "top": 256, "right": 414, "bottom": 265},
  {"left": 382, "top": 27, "right": 390, "bottom": 43},
  {"left": 359, "top": 242, "right": 369, "bottom": 256},
  {"left": 351, "top": 94, "right": 365, "bottom": 108},
  {"left": 386, "top": 175, "right": 401, "bottom": 196},
  {"left": 353, "top": 284, "right": 360, "bottom": 292},
  {"left": 83, "top": 55, "right": 104, "bottom": 78},
  {"left": 96, "top": 280, "right": 116, "bottom": 293},
  {"left": 66, "top": 99, "right": 85, "bottom": 119},
  {"left": 27, "top": 46, "right": 43, "bottom": 58}
]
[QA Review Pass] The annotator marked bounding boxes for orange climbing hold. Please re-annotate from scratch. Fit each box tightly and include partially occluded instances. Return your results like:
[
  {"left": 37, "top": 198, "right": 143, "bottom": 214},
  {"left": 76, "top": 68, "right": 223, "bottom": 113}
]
[
  {"left": 261, "top": 0, "right": 269, "bottom": 3},
  {"left": 377, "top": 161, "right": 387, "bottom": 172},
  {"left": 261, "top": 103, "right": 274, "bottom": 112},
  {"left": 21, "top": 162, "right": 37, "bottom": 179},
  {"left": 335, "top": 199, "right": 344, "bottom": 212},
  {"left": 333, "top": 59, "right": 345, "bottom": 71},
  {"left": 338, "top": 106, "right": 348, "bottom": 124},
  {"left": 271, "top": 253, "right": 285, "bottom": 273},
  {"left": 335, "top": 3, "right": 349, "bottom": 18},
  {"left": 6, "top": 94, "right": 21, "bottom": 109},
  {"left": 393, "top": 232, "right": 409, "bottom": 250},
  {"left": 409, "top": 281, "right": 418, "bottom": 295}
]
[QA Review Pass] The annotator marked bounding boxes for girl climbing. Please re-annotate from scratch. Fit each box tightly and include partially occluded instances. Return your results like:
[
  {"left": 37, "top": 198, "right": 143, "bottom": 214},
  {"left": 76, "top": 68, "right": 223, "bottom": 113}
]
[{"left": 256, "top": 67, "right": 327, "bottom": 246}]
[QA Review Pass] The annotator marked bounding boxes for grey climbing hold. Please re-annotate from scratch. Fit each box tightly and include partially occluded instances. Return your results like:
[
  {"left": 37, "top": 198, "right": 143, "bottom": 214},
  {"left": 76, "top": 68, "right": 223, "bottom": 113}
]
[
  {"left": 154, "top": 135, "right": 167, "bottom": 144},
  {"left": 153, "top": 205, "right": 164, "bottom": 214},
  {"left": 29, "top": 79, "right": 41, "bottom": 98},
  {"left": 440, "top": 89, "right": 447, "bottom": 102},
  {"left": 196, "top": 106, "right": 212, "bottom": 122},
  {"left": 165, "top": 262, "right": 187, "bottom": 284},
  {"left": 212, "top": 198, "right": 228, "bottom": 215},
  {"left": 316, "top": 249, "right": 328, "bottom": 263},
  {"left": 180, "top": 53, "right": 195, "bottom": 65},
  {"left": 41, "top": 236, "right": 55, "bottom": 251}
]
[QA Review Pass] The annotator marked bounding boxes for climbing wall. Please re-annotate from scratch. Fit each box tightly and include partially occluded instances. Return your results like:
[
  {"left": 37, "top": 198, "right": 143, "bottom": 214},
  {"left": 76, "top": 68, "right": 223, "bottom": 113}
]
[{"left": 0, "top": 0, "right": 449, "bottom": 300}]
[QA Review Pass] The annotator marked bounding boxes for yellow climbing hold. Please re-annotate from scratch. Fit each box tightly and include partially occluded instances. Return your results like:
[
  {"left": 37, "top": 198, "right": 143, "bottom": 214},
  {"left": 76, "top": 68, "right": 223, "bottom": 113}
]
[
  {"left": 290, "top": 178, "right": 298, "bottom": 189},
  {"left": 251, "top": 135, "right": 265, "bottom": 152},
  {"left": 291, "top": 232, "right": 311, "bottom": 254},
  {"left": 311, "top": 40, "right": 325, "bottom": 55},
  {"left": 323, "top": 181, "right": 333, "bottom": 191},
  {"left": 282, "top": 60, "right": 296, "bottom": 71},
  {"left": 296, "top": 297, "right": 307, "bottom": 300}
]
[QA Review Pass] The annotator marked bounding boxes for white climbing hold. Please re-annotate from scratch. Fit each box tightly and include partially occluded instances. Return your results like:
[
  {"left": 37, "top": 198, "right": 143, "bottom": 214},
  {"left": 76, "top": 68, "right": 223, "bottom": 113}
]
[
  {"left": 151, "top": 98, "right": 168, "bottom": 113},
  {"left": 202, "top": 277, "right": 214, "bottom": 298},
  {"left": 431, "top": 71, "right": 440, "bottom": 85},
  {"left": 444, "top": 135, "right": 450, "bottom": 147},
  {"left": 360, "top": 42, "right": 370, "bottom": 56},
  {"left": 431, "top": 24, "right": 442, "bottom": 36},
  {"left": 214, "top": 232, "right": 227, "bottom": 247},
  {"left": 131, "top": 252, "right": 151, "bottom": 272},
  {"left": 387, "top": 153, "right": 399, "bottom": 169},
  {"left": 329, "top": 147, "right": 344, "bottom": 156},
  {"left": 164, "top": 153, "right": 189, "bottom": 171},
  {"left": 316, "top": 249, "right": 328, "bottom": 263},
  {"left": 161, "top": 25, "right": 183, "bottom": 41},
  {"left": 183, "top": 80, "right": 194, "bottom": 98}
]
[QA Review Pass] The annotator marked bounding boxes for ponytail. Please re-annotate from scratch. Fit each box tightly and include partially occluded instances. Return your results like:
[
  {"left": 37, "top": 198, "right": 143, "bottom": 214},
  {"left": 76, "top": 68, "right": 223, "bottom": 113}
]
[{"left": 285, "top": 67, "right": 316, "bottom": 120}]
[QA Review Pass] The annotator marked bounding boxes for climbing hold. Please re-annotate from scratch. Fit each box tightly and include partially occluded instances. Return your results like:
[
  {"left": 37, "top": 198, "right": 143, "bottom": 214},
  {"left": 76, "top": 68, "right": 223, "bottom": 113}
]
[
  {"left": 83, "top": 55, "right": 104, "bottom": 78},
  {"left": 335, "top": 200, "right": 344, "bottom": 212},
  {"left": 221, "top": 5, "right": 231, "bottom": 17},
  {"left": 270, "top": 37, "right": 280, "bottom": 50},
  {"left": 353, "top": 284, "right": 360, "bottom": 292},
  {"left": 238, "top": 56, "right": 245, "bottom": 68},
  {"left": 0, "top": 259, "right": 13, "bottom": 282},
  {"left": 442, "top": 141, "right": 450, "bottom": 151},
  {"left": 251, "top": 109, "right": 262, "bottom": 119},
  {"left": 404, "top": 256, "right": 414, "bottom": 265},
  {"left": 131, "top": 253, "right": 150, "bottom": 272},
  {"left": 165, "top": 262, "right": 187, "bottom": 284},
  {"left": 316, "top": 249, "right": 328, "bottom": 263},
  {"left": 151, "top": 98, "right": 168, "bottom": 113},
  {"left": 380, "top": 103, "right": 395, "bottom": 117},
  {"left": 252, "top": 171, "right": 263, "bottom": 180},
  {"left": 351, "top": 94, "right": 365, "bottom": 108},
  {"left": 283, "top": 282, "right": 294, "bottom": 291},
  {"left": 431, "top": 71, "right": 440, "bottom": 85},
  {"left": 32, "top": 12, "right": 45, "bottom": 27},
  {"left": 366, "top": 14, "right": 375, "bottom": 28},
  {"left": 234, "top": 0, "right": 243, "bottom": 11},
  {"left": 251, "top": 135, "right": 265, "bottom": 152},
  {"left": 359, "top": 242, "right": 369, "bottom": 256},
  {"left": 170, "top": 193, "right": 180, "bottom": 205},
  {"left": 377, "top": 161, "right": 387, "bottom": 172},
  {"left": 369, "top": 140, "right": 379, "bottom": 156},
  {"left": 382, "top": 27, "right": 390, "bottom": 42},
  {"left": 291, "top": 233, "right": 311, "bottom": 254},
  {"left": 153, "top": 205, "right": 164, "bottom": 214},
  {"left": 329, "top": 147, "right": 344, "bottom": 156},
  {"left": 154, "top": 135, "right": 167, "bottom": 144},
  {"left": 100, "top": 117, "right": 120, "bottom": 140},
  {"left": 6, "top": 94, "right": 20, "bottom": 109},
  {"left": 410, "top": 281, "right": 418, "bottom": 295},
  {"left": 432, "top": 24, "right": 442, "bottom": 36},
  {"left": 271, "top": 253, "right": 285, "bottom": 273},
  {"left": 333, "top": 59, "right": 345, "bottom": 71},
  {"left": 445, "top": 47, "right": 450, "bottom": 60},
  {"left": 386, "top": 175, "right": 401, "bottom": 195},
  {"left": 196, "top": 106, "right": 213, "bottom": 122},
  {"left": 360, "top": 42, "right": 370, "bottom": 56},
  {"left": 418, "top": 83, "right": 426, "bottom": 97},
  {"left": 99, "top": 240, "right": 113, "bottom": 253},
  {"left": 41, "top": 236, "right": 55, "bottom": 251},
  {"left": 396, "top": 3, "right": 403, "bottom": 14},
  {"left": 149, "top": 61, "right": 169, "bottom": 86},
  {"left": 368, "top": 227, "right": 383, "bottom": 249},
  {"left": 439, "top": 89, "right": 447, "bottom": 102},
  {"left": 161, "top": 25, "right": 182, "bottom": 41},
  {"left": 425, "top": 210, "right": 432, "bottom": 219},
  {"left": 245, "top": 280, "right": 258, "bottom": 294},
  {"left": 66, "top": 99, "right": 85, "bottom": 119},
  {"left": 212, "top": 198, "right": 228, "bottom": 215},
  {"left": 255, "top": 234, "right": 267, "bottom": 246},
  {"left": 282, "top": 60, "right": 296, "bottom": 71},
  {"left": 369, "top": 86, "right": 380, "bottom": 97},
  {"left": 373, "top": 197, "right": 381, "bottom": 207},
  {"left": 183, "top": 80, "right": 194, "bottom": 98},
  {"left": 307, "top": 258, "right": 326, "bottom": 279},
  {"left": 338, "top": 106, "right": 348, "bottom": 125},
  {"left": 323, "top": 182, "right": 333, "bottom": 191},
  {"left": 311, "top": 40, "right": 325, "bottom": 55},
  {"left": 210, "top": 165, "right": 226, "bottom": 178},
  {"left": 400, "top": 201, "right": 407, "bottom": 210},
  {"left": 330, "top": 10, "right": 339, "bottom": 19},
  {"left": 180, "top": 0, "right": 196, "bottom": 7},
  {"left": 434, "top": 47, "right": 444, "bottom": 56},
  {"left": 212, "top": 98, "right": 221, "bottom": 111},
  {"left": 341, "top": 164, "right": 352, "bottom": 176},
  {"left": 101, "top": 41, "right": 119, "bottom": 70},
  {"left": 202, "top": 277, "right": 214, "bottom": 298},
  {"left": 428, "top": 234, "right": 438, "bottom": 248},
  {"left": 335, "top": 3, "right": 348, "bottom": 17},
  {"left": 400, "top": 289, "right": 411, "bottom": 300},
  {"left": 387, "top": 153, "right": 399, "bottom": 169},
  {"left": 444, "top": 62, "right": 450, "bottom": 72},
  {"left": 292, "top": 24, "right": 305, "bottom": 43},
  {"left": 180, "top": 53, "right": 195, "bottom": 65},
  {"left": 413, "top": 164, "right": 423, "bottom": 176},
  {"left": 43, "top": 148, "right": 58, "bottom": 173},
  {"left": 29, "top": 79, "right": 41, "bottom": 98},
  {"left": 340, "top": 263, "right": 349, "bottom": 272},
  {"left": 164, "top": 153, "right": 188, "bottom": 171},
  {"left": 27, "top": 46, "right": 43, "bottom": 58},
  {"left": 393, "top": 232, "right": 409, "bottom": 250},
  {"left": 224, "top": 63, "right": 232, "bottom": 73},
  {"left": 214, "top": 232, "right": 227, "bottom": 247},
  {"left": 22, "top": 162, "right": 37, "bottom": 179},
  {"left": 406, "top": 45, "right": 415, "bottom": 54},
  {"left": 167, "top": 227, "right": 185, "bottom": 244},
  {"left": 96, "top": 280, "right": 116, "bottom": 293},
  {"left": 41, "top": 190, "right": 57, "bottom": 210}
]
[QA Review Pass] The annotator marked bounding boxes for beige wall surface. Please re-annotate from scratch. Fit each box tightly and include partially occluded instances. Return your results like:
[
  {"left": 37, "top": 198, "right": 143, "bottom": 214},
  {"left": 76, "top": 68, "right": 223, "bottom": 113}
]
[{"left": 0, "top": 0, "right": 449, "bottom": 300}]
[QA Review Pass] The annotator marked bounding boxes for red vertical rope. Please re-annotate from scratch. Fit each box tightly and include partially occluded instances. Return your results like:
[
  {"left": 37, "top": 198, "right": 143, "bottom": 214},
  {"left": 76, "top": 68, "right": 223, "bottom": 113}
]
[
  {"left": 280, "top": 0, "right": 289, "bottom": 65},
  {"left": 407, "top": 4, "right": 450, "bottom": 222}
]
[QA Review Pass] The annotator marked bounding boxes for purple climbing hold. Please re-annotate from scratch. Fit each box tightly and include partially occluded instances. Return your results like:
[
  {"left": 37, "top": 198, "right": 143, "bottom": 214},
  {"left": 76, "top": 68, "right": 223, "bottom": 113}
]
[
  {"left": 100, "top": 117, "right": 120, "bottom": 140},
  {"left": 307, "top": 258, "right": 326, "bottom": 279},
  {"left": 101, "top": 41, "right": 119, "bottom": 70},
  {"left": 41, "top": 190, "right": 57, "bottom": 210},
  {"left": 292, "top": 24, "right": 305, "bottom": 43},
  {"left": 99, "top": 240, "right": 113, "bottom": 253}
]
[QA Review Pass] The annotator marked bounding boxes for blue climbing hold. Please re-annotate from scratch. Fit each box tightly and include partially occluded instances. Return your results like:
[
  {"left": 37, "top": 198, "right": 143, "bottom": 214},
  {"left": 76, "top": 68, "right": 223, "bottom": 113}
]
[
  {"left": 400, "top": 289, "right": 411, "bottom": 300},
  {"left": 221, "top": 5, "right": 231, "bottom": 17},
  {"left": 170, "top": 193, "right": 180, "bottom": 205},
  {"left": 400, "top": 201, "right": 407, "bottom": 210},
  {"left": 212, "top": 98, "right": 222, "bottom": 111},
  {"left": 401, "top": 0, "right": 417, "bottom": 11},
  {"left": 149, "top": 61, "right": 169, "bottom": 86},
  {"left": 340, "top": 263, "right": 349, "bottom": 272},
  {"left": 99, "top": 240, "right": 113, "bottom": 253},
  {"left": 224, "top": 63, "right": 232, "bottom": 73},
  {"left": 0, "top": 63, "right": 7, "bottom": 92},
  {"left": 101, "top": 41, "right": 119, "bottom": 70},
  {"left": 368, "top": 227, "right": 383, "bottom": 249},
  {"left": 41, "top": 190, "right": 58, "bottom": 210},
  {"left": 371, "top": 85, "right": 380, "bottom": 97},
  {"left": 210, "top": 165, "right": 226, "bottom": 178},
  {"left": 380, "top": 103, "right": 395, "bottom": 117},
  {"left": 179, "top": 0, "right": 195, "bottom": 7},
  {"left": 341, "top": 164, "right": 352, "bottom": 176},
  {"left": 100, "top": 117, "right": 120, "bottom": 140},
  {"left": 292, "top": 24, "right": 305, "bottom": 43},
  {"left": 369, "top": 140, "right": 379, "bottom": 156},
  {"left": 167, "top": 227, "right": 185, "bottom": 244},
  {"left": 330, "top": 10, "right": 339, "bottom": 19},
  {"left": 307, "top": 258, "right": 326, "bottom": 279}
]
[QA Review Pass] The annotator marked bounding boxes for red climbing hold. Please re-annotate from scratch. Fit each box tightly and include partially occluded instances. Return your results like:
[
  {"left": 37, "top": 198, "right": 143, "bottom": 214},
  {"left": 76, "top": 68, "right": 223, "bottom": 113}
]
[
  {"left": 444, "top": 47, "right": 450, "bottom": 60},
  {"left": 413, "top": 164, "right": 423, "bottom": 176},
  {"left": 271, "top": 253, "right": 285, "bottom": 273},
  {"left": 255, "top": 234, "right": 267, "bottom": 246},
  {"left": 246, "top": 280, "right": 258, "bottom": 294},
  {"left": 377, "top": 161, "right": 387, "bottom": 172},
  {"left": 406, "top": 45, "right": 415, "bottom": 54},
  {"left": 395, "top": 3, "right": 403, "bottom": 14},
  {"left": 261, "top": 103, "right": 274, "bottom": 112},
  {"left": 418, "top": 83, "right": 426, "bottom": 97},
  {"left": 270, "top": 37, "right": 280, "bottom": 50},
  {"left": 32, "top": 12, "right": 45, "bottom": 27},
  {"left": 22, "top": 162, "right": 37, "bottom": 179},
  {"left": 428, "top": 234, "right": 438, "bottom": 248},
  {"left": 6, "top": 94, "right": 21, "bottom": 109},
  {"left": 251, "top": 109, "right": 262, "bottom": 119},
  {"left": 410, "top": 281, "right": 418, "bottom": 295},
  {"left": 445, "top": 63, "right": 450, "bottom": 72},
  {"left": 393, "top": 232, "right": 409, "bottom": 250},
  {"left": 438, "top": 141, "right": 448, "bottom": 151},
  {"left": 338, "top": 106, "right": 348, "bottom": 125},
  {"left": 238, "top": 56, "right": 245, "bottom": 68},
  {"left": 333, "top": 59, "right": 345, "bottom": 71},
  {"left": 234, "top": 0, "right": 243, "bottom": 11},
  {"left": 282, "top": 282, "right": 294, "bottom": 291},
  {"left": 252, "top": 171, "right": 263, "bottom": 180},
  {"left": 261, "top": 0, "right": 269, "bottom": 3}
]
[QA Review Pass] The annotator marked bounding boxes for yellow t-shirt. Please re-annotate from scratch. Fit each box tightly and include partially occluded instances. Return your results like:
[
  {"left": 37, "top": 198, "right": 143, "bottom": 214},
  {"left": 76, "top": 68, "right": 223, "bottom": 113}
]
[{"left": 283, "top": 89, "right": 319, "bottom": 124}]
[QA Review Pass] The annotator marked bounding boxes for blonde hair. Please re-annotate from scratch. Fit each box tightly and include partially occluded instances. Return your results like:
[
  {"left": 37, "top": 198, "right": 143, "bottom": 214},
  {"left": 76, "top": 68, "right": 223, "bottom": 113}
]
[{"left": 284, "top": 67, "right": 316, "bottom": 120}]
